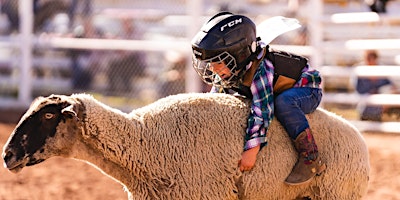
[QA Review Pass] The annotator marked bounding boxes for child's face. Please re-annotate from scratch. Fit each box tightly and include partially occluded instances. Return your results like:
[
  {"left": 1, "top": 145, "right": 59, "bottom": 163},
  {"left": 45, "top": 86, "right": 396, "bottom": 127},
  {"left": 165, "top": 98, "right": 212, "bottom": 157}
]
[{"left": 209, "top": 62, "right": 232, "bottom": 79}]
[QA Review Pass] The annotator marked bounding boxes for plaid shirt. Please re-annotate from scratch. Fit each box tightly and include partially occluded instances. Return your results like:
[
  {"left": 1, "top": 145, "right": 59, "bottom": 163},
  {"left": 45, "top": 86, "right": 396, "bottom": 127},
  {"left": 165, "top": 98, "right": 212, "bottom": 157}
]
[{"left": 211, "top": 58, "right": 322, "bottom": 151}]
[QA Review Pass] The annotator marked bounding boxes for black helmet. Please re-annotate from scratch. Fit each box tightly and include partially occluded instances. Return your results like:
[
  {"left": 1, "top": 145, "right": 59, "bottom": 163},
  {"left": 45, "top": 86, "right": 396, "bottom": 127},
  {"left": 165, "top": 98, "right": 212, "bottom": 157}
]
[{"left": 191, "top": 12, "right": 260, "bottom": 88}]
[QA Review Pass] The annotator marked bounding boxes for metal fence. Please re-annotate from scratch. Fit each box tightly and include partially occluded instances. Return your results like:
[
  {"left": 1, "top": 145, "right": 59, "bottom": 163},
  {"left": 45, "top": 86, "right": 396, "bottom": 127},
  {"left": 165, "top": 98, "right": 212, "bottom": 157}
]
[
  {"left": 0, "top": 0, "right": 312, "bottom": 111},
  {"left": 0, "top": 0, "right": 207, "bottom": 111},
  {"left": 1, "top": 0, "right": 400, "bottom": 116}
]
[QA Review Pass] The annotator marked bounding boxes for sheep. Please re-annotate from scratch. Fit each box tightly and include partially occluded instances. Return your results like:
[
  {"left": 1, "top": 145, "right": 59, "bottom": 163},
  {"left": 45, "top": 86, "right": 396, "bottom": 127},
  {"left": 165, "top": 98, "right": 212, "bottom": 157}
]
[{"left": 2, "top": 92, "right": 370, "bottom": 200}]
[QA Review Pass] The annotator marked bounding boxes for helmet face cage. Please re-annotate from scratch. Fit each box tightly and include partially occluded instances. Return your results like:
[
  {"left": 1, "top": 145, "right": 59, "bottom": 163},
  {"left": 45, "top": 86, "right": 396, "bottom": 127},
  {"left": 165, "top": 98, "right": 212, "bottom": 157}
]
[{"left": 192, "top": 51, "right": 243, "bottom": 88}]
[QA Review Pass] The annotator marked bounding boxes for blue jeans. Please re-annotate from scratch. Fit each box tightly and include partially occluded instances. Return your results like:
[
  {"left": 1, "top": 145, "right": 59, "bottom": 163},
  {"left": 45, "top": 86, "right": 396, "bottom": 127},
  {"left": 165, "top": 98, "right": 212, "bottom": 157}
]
[{"left": 274, "top": 87, "right": 322, "bottom": 140}]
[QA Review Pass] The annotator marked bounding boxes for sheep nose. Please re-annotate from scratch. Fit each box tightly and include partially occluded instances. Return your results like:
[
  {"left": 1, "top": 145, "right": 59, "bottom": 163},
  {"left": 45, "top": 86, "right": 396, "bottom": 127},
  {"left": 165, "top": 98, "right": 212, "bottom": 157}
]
[{"left": 3, "top": 150, "right": 14, "bottom": 167}]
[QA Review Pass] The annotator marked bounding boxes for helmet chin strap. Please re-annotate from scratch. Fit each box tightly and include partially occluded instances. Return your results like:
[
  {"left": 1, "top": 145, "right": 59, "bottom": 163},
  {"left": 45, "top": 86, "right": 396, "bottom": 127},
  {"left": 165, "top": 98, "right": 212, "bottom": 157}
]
[{"left": 242, "top": 46, "right": 267, "bottom": 87}]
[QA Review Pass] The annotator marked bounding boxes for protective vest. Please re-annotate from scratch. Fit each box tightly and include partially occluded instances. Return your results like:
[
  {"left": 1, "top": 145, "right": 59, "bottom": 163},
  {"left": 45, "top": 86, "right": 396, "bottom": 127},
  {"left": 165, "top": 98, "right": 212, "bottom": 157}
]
[{"left": 233, "top": 47, "right": 308, "bottom": 98}]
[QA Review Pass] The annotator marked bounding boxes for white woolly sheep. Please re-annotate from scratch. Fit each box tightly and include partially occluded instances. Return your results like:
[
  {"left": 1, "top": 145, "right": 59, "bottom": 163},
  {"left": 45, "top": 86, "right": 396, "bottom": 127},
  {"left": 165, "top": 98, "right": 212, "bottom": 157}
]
[{"left": 2, "top": 93, "right": 369, "bottom": 200}]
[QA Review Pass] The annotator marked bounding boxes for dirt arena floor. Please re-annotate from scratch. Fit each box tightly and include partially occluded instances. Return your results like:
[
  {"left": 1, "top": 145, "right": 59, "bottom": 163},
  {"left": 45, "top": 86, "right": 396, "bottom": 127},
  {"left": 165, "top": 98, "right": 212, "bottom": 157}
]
[{"left": 0, "top": 122, "right": 399, "bottom": 200}]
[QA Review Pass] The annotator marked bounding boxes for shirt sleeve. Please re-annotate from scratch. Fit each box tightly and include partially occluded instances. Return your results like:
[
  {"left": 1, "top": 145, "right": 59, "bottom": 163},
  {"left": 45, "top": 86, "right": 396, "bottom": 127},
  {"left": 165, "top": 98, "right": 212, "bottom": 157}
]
[
  {"left": 244, "top": 60, "right": 275, "bottom": 151},
  {"left": 294, "top": 64, "right": 322, "bottom": 88}
]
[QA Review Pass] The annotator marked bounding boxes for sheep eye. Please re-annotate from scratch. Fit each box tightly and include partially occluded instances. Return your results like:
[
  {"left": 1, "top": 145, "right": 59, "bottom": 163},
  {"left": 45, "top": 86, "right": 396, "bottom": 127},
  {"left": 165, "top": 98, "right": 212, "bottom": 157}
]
[{"left": 44, "top": 113, "right": 55, "bottom": 119}]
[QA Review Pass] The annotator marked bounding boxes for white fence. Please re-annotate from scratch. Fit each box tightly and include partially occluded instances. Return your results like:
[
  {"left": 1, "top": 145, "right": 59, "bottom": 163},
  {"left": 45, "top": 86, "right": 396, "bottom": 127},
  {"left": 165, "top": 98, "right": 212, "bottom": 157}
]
[{"left": 0, "top": 0, "right": 205, "bottom": 110}]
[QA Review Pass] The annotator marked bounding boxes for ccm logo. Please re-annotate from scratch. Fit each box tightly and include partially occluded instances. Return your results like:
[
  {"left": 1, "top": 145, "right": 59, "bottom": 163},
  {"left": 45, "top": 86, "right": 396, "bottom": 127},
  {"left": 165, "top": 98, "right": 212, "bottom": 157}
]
[
  {"left": 220, "top": 18, "right": 242, "bottom": 32},
  {"left": 193, "top": 49, "right": 202, "bottom": 56}
]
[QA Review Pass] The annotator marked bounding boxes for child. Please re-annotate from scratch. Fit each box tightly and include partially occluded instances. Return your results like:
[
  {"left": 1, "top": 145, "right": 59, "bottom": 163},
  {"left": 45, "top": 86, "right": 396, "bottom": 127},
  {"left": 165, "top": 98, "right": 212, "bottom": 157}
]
[{"left": 191, "top": 12, "right": 326, "bottom": 185}]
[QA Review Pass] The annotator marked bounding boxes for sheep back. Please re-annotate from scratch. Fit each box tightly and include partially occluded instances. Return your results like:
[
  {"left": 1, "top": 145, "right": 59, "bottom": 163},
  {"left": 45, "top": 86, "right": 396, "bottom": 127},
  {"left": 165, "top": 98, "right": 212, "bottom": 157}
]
[{"left": 125, "top": 93, "right": 369, "bottom": 200}]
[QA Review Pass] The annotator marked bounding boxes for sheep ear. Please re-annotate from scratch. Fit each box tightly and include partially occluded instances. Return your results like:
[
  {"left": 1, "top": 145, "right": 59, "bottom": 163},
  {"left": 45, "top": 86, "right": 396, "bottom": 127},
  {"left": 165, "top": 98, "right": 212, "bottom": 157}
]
[
  {"left": 61, "top": 104, "right": 77, "bottom": 118},
  {"left": 61, "top": 99, "right": 85, "bottom": 120}
]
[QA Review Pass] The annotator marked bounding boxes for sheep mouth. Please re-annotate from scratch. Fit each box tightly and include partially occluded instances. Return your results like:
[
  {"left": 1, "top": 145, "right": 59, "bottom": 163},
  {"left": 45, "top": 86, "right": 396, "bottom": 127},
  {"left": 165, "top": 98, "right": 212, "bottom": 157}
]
[
  {"left": 3, "top": 158, "right": 28, "bottom": 173},
  {"left": 5, "top": 157, "right": 44, "bottom": 173},
  {"left": 7, "top": 164, "right": 25, "bottom": 173},
  {"left": 3, "top": 150, "right": 44, "bottom": 173},
  {"left": 3, "top": 149, "right": 25, "bottom": 173}
]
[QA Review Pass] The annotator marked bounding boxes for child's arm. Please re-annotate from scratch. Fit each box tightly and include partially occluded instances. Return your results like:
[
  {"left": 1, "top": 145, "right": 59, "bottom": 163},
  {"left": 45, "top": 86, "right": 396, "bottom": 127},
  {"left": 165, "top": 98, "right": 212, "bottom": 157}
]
[{"left": 238, "top": 145, "right": 260, "bottom": 171}]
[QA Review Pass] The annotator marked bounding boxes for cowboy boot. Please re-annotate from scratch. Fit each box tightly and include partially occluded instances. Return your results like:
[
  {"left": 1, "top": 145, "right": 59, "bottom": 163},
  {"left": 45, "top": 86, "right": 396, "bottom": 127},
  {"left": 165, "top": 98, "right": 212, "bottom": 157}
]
[{"left": 285, "top": 128, "right": 327, "bottom": 185}]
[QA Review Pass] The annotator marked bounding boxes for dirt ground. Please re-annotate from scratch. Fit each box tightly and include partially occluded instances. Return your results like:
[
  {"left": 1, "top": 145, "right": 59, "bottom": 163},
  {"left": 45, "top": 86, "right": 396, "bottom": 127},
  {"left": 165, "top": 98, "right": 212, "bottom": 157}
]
[{"left": 0, "top": 123, "right": 399, "bottom": 200}]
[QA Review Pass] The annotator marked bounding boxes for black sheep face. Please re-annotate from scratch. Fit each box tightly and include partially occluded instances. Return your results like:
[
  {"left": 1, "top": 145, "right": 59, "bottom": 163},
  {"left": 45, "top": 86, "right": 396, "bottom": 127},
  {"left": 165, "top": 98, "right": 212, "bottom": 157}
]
[{"left": 2, "top": 95, "right": 78, "bottom": 173}]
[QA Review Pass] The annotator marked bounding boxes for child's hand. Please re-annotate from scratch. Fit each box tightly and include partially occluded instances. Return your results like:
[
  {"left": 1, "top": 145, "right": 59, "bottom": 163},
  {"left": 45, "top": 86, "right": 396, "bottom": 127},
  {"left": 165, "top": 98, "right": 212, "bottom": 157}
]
[{"left": 238, "top": 145, "right": 260, "bottom": 172}]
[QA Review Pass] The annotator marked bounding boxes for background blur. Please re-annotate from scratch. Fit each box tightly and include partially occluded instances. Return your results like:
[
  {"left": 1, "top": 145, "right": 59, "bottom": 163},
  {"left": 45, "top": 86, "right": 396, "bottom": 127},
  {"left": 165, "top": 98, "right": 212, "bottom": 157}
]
[{"left": 0, "top": 0, "right": 399, "bottom": 127}]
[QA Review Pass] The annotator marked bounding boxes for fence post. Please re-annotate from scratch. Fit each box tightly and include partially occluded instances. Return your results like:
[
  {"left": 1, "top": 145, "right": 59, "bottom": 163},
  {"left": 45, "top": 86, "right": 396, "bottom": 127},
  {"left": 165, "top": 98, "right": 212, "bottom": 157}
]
[
  {"left": 308, "top": 0, "right": 323, "bottom": 69},
  {"left": 18, "top": 0, "right": 33, "bottom": 105},
  {"left": 185, "top": 0, "right": 203, "bottom": 93}
]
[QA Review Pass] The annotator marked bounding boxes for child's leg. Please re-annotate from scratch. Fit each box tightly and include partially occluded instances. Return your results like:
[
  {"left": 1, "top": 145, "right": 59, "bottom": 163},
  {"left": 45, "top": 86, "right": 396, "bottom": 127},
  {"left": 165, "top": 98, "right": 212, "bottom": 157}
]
[
  {"left": 274, "top": 87, "right": 322, "bottom": 139},
  {"left": 274, "top": 87, "right": 326, "bottom": 185}
]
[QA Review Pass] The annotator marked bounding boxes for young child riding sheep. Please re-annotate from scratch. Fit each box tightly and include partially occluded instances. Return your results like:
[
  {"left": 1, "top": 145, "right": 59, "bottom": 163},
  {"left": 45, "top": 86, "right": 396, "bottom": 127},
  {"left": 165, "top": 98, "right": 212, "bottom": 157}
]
[{"left": 191, "top": 11, "right": 326, "bottom": 185}]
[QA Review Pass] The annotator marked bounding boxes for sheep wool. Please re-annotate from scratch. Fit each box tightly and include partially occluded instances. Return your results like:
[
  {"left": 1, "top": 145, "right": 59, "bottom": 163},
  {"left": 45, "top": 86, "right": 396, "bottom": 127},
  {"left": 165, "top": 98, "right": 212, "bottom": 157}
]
[{"left": 4, "top": 93, "right": 370, "bottom": 200}]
